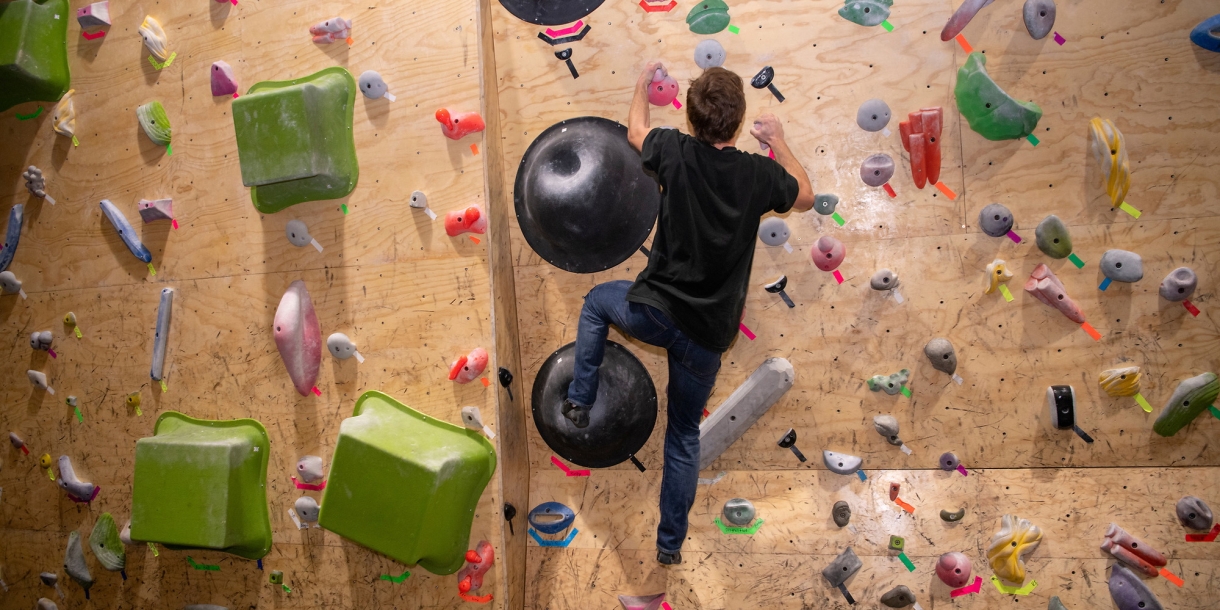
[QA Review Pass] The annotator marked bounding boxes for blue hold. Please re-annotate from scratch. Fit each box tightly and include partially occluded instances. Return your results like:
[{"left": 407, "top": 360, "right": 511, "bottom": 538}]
[
  {"left": 527, "top": 501, "right": 575, "bottom": 535},
  {"left": 1191, "top": 14, "right": 1220, "bottom": 52}
]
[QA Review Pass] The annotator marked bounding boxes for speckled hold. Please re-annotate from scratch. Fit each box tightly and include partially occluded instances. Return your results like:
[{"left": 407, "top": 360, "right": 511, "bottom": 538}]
[
  {"left": 1035, "top": 215, "right": 1072, "bottom": 259},
  {"left": 870, "top": 269, "right": 898, "bottom": 291},
  {"left": 923, "top": 338, "right": 957, "bottom": 375},
  {"left": 1022, "top": 0, "right": 1056, "bottom": 40},
  {"left": 823, "top": 450, "right": 863, "bottom": 475},
  {"left": 1100, "top": 250, "right": 1143, "bottom": 283},
  {"left": 936, "top": 551, "right": 972, "bottom": 587},
  {"left": 722, "top": 498, "right": 755, "bottom": 526},
  {"left": 978, "top": 203, "right": 1014, "bottom": 237},
  {"left": 1176, "top": 496, "right": 1213, "bottom": 530},
  {"left": 1159, "top": 267, "right": 1197, "bottom": 302},
  {"left": 64, "top": 531, "right": 93, "bottom": 595},
  {"left": 860, "top": 153, "right": 895, "bottom": 187},
  {"left": 880, "top": 585, "right": 915, "bottom": 608},
  {"left": 939, "top": 452, "right": 959, "bottom": 471},
  {"left": 89, "top": 513, "right": 125, "bottom": 571},
  {"left": 295, "top": 496, "right": 320, "bottom": 523},
  {"left": 285, "top": 220, "right": 313, "bottom": 247},
  {"left": 873, "top": 415, "right": 902, "bottom": 446},
  {"left": 987, "top": 514, "right": 1043, "bottom": 584},
  {"left": 57, "top": 456, "right": 97, "bottom": 502},
  {"left": 821, "top": 547, "right": 862, "bottom": 588},
  {"left": 856, "top": 98, "right": 891, "bottom": 132},
  {"left": 758, "top": 217, "right": 790, "bottom": 246},
  {"left": 694, "top": 40, "right": 726, "bottom": 69},
  {"left": 1108, "top": 564, "right": 1164, "bottom": 610},
  {"left": 941, "top": 507, "right": 966, "bottom": 522},
  {"left": 812, "top": 236, "right": 845, "bottom": 272},
  {"left": 832, "top": 501, "right": 852, "bottom": 527},
  {"left": 867, "top": 369, "right": 909, "bottom": 394},
  {"left": 296, "top": 455, "right": 324, "bottom": 483},
  {"left": 813, "top": 193, "right": 839, "bottom": 215}
]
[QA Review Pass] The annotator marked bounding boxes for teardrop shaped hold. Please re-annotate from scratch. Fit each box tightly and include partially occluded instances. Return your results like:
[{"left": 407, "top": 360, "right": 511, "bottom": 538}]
[
  {"left": 273, "top": 280, "right": 322, "bottom": 396},
  {"left": 838, "top": 0, "right": 892, "bottom": 27},
  {"left": 954, "top": 52, "right": 1042, "bottom": 140},
  {"left": 1152, "top": 372, "right": 1219, "bottom": 437},
  {"left": 685, "top": 0, "right": 730, "bottom": 34},
  {"left": 1098, "top": 366, "right": 1140, "bottom": 397},
  {"left": 53, "top": 89, "right": 76, "bottom": 138},
  {"left": 138, "top": 15, "right": 170, "bottom": 61},
  {"left": 1034, "top": 214, "right": 1072, "bottom": 258},
  {"left": 136, "top": 101, "right": 172, "bottom": 147},
  {"left": 1022, "top": 0, "right": 1056, "bottom": 39}
]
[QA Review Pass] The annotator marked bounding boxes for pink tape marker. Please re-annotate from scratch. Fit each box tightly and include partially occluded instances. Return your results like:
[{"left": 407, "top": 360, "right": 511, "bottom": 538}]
[
  {"left": 171, "top": 219, "right": 179, "bottom": 230},
  {"left": 48, "top": 349, "right": 57, "bottom": 358},
  {"left": 672, "top": 99, "right": 682, "bottom": 110},
  {"left": 956, "top": 464, "right": 968, "bottom": 477},
  {"left": 1053, "top": 32, "right": 1065, "bottom": 45},
  {"left": 950, "top": 576, "right": 982, "bottom": 597},
  {"left": 1006, "top": 230, "right": 1022, "bottom": 243},
  {"left": 832, "top": 270, "right": 844, "bottom": 284},
  {"left": 68, "top": 486, "right": 101, "bottom": 503},
  {"left": 662, "top": 603, "right": 673, "bottom": 610},
  {"left": 82, "top": 30, "right": 106, "bottom": 40},
  {"left": 311, "top": 386, "right": 322, "bottom": 396},
  {"left": 550, "top": 456, "right": 590, "bottom": 477},
  {"left": 291, "top": 476, "right": 327, "bottom": 491},
  {"left": 739, "top": 323, "right": 756, "bottom": 340},
  {"left": 544, "top": 20, "right": 585, "bottom": 38}
]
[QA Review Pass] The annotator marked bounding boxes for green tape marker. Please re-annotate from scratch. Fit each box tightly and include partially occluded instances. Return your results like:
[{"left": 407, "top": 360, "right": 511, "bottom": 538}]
[
  {"left": 380, "top": 570, "right": 411, "bottom": 583},
  {"left": 1209, "top": 405, "right": 1220, "bottom": 420},
  {"left": 728, "top": 25, "right": 739, "bottom": 34},
  {"left": 1118, "top": 202, "right": 1141, "bottom": 218},
  {"left": 900, "top": 386, "right": 912, "bottom": 398},
  {"left": 1026, "top": 134, "right": 1040, "bottom": 146},
  {"left": 898, "top": 551, "right": 915, "bottom": 571},
  {"left": 148, "top": 542, "right": 158, "bottom": 556},
  {"left": 340, "top": 203, "right": 349, "bottom": 214},
  {"left": 147, "top": 262, "right": 156, "bottom": 276},
  {"left": 998, "top": 284, "right": 1014, "bottom": 302},
  {"left": 16, "top": 107, "right": 43, "bottom": 120},
  {"left": 880, "top": 20, "right": 894, "bottom": 32},
  {"left": 1068, "top": 252, "right": 1085, "bottom": 268},
  {"left": 186, "top": 556, "right": 220, "bottom": 571},
  {"left": 74, "top": 406, "right": 83, "bottom": 422},
  {"left": 282, "top": 584, "right": 292, "bottom": 593},
  {"left": 72, "top": 135, "right": 79, "bottom": 147},
  {"left": 831, "top": 212, "right": 845, "bottom": 226},
  {"left": 1134, "top": 393, "right": 1152, "bottom": 413},
  {"left": 714, "top": 516, "right": 764, "bottom": 535},
  {"left": 166, "top": 144, "right": 173, "bottom": 156}
]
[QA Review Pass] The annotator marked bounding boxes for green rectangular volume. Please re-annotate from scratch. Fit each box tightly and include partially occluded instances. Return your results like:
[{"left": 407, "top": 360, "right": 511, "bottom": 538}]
[
  {"left": 231, "top": 66, "right": 358, "bottom": 213},
  {"left": 0, "top": 0, "right": 71, "bottom": 111},
  {"left": 130, "top": 412, "right": 272, "bottom": 560},
  {"left": 319, "top": 391, "right": 496, "bottom": 575}
]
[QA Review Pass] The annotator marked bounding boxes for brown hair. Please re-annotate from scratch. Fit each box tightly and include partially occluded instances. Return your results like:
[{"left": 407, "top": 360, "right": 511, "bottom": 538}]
[{"left": 686, "top": 67, "right": 745, "bottom": 145}]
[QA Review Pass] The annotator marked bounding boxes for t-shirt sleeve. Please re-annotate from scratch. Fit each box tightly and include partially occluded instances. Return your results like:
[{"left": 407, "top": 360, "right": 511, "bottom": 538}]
[
  {"left": 640, "top": 128, "right": 675, "bottom": 174},
  {"left": 759, "top": 156, "right": 800, "bottom": 214}
]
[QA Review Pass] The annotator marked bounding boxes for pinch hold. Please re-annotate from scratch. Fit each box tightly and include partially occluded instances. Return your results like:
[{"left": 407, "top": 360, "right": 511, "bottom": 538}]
[
  {"left": 449, "top": 347, "right": 489, "bottom": 384},
  {"left": 444, "top": 205, "right": 488, "bottom": 236},
  {"left": 872, "top": 415, "right": 902, "bottom": 446},
  {"left": 1024, "top": 263, "right": 1086, "bottom": 324},
  {"left": 436, "top": 109, "right": 486, "bottom": 140},
  {"left": 53, "top": 90, "right": 76, "bottom": 139},
  {"left": 986, "top": 514, "right": 1042, "bottom": 584}
]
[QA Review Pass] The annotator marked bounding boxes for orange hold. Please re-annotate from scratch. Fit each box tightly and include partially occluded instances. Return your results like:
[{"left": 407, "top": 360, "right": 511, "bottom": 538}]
[
  {"left": 445, "top": 205, "right": 488, "bottom": 237},
  {"left": 898, "top": 107, "right": 942, "bottom": 189},
  {"left": 436, "top": 108, "right": 486, "bottom": 140}
]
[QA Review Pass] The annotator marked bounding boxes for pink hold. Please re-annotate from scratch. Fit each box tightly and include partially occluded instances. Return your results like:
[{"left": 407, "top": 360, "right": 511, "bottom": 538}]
[
  {"left": 812, "top": 235, "right": 845, "bottom": 272},
  {"left": 211, "top": 61, "right": 239, "bottom": 97},
  {"left": 274, "top": 280, "right": 322, "bottom": 396},
  {"left": 76, "top": 1, "right": 110, "bottom": 28},
  {"left": 436, "top": 109, "right": 486, "bottom": 140},
  {"left": 138, "top": 198, "right": 174, "bottom": 223},
  {"left": 1024, "top": 263, "right": 1086, "bottom": 324},
  {"left": 936, "top": 551, "right": 973, "bottom": 587},
  {"left": 444, "top": 205, "right": 488, "bottom": 237},
  {"left": 449, "top": 347, "right": 489, "bottom": 384},
  {"left": 310, "top": 17, "right": 352, "bottom": 44},
  {"left": 647, "top": 68, "right": 680, "bottom": 107},
  {"left": 456, "top": 540, "right": 495, "bottom": 594}
]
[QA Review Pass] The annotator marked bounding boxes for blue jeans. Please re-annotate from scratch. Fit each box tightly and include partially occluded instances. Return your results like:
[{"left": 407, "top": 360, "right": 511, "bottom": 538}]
[{"left": 567, "top": 280, "right": 722, "bottom": 554}]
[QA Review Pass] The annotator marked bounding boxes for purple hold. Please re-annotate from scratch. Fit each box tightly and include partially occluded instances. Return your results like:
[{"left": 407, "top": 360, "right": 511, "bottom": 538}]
[
  {"left": 1108, "top": 564, "right": 1163, "bottom": 610},
  {"left": 211, "top": 61, "right": 239, "bottom": 97}
]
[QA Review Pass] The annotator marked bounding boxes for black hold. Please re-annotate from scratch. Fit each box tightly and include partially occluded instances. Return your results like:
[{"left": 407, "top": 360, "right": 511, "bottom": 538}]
[
  {"left": 498, "top": 367, "right": 514, "bottom": 401},
  {"left": 777, "top": 428, "right": 806, "bottom": 462},
  {"left": 765, "top": 275, "right": 795, "bottom": 308},
  {"left": 500, "top": 0, "right": 606, "bottom": 26},
  {"left": 751, "top": 66, "right": 785, "bottom": 103},
  {"left": 555, "top": 49, "right": 579, "bottom": 79},
  {"left": 628, "top": 454, "right": 646, "bottom": 472},
  {"left": 504, "top": 502, "right": 517, "bottom": 535}
]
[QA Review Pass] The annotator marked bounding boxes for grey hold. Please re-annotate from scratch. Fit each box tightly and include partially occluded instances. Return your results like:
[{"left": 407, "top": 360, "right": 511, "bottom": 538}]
[
  {"left": 23, "top": 166, "right": 47, "bottom": 198},
  {"left": 698, "top": 358, "right": 794, "bottom": 470},
  {"left": 64, "top": 531, "right": 93, "bottom": 596},
  {"left": 38, "top": 599, "right": 59, "bottom": 610},
  {"left": 722, "top": 498, "right": 755, "bottom": 526},
  {"left": 1159, "top": 267, "right": 1197, "bottom": 302},
  {"left": 0, "top": 270, "right": 22, "bottom": 295},
  {"left": 9, "top": 432, "right": 24, "bottom": 450},
  {"left": 1176, "top": 496, "right": 1213, "bottom": 530},
  {"left": 1108, "top": 563, "right": 1163, "bottom": 610},
  {"left": 872, "top": 415, "right": 903, "bottom": 446},
  {"left": 694, "top": 39, "right": 726, "bottom": 69},
  {"left": 832, "top": 500, "right": 851, "bottom": 527},
  {"left": 1100, "top": 250, "right": 1143, "bottom": 283},
  {"left": 823, "top": 450, "right": 863, "bottom": 475},
  {"left": 939, "top": 451, "right": 960, "bottom": 470},
  {"left": 924, "top": 338, "right": 957, "bottom": 375},
  {"left": 28, "top": 370, "right": 50, "bottom": 391},
  {"left": 1035, "top": 214, "right": 1072, "bottom": 259},
  {"left": 856, "top": 98, "right": 891, "bottom": 132},
  {"left": 1047, "top": 597, "right": 1067, "bottom": 610},
  {"left": 358, "top": 70, "right": 389, "bottom": 100},
  {"left": 941, "top": 507, "right": 966, "bottom": 522},
  {"left": 867, "top": 369, "right": 909, "bottom": 394},
  {"left": 860, "top": 153, "right": 895, "bottom": 187},
  {"left": 295, "top": 496, "right": 320, "bottom": 523},
  {"left": 39, "top": 572, "right": 57, "bottom": 586},
  {"left": 297, "top": 455, "right": 324, "bottom": 483},
  {"left": 285, "top": 220, "right": 313, "bottom": 247},
  {"left": 1022, "top": 0, "right": 1056, "bottom": 40},
  {"left": 327, "top": 333, "right": 358, "bottom": 359},
  {"left": 151, "top": 288, "right": 174, "bottom": 381},
  {"left": 813, "top": 193, "right": 839, "bottom": 215},
  {"left": 821, "top": 547, "right": 862, "bottom": 588},
  {"left": 978, "top": 203, "right": 1013, "bottom": 237},
  {"left": 870, "top": 269, "right": 898, "bottom": 291},
  {"left": 30, "top": 330, "right": 52, "bottom": 351},
  {"left": 757, "top": 217, "right": 790, "bottom": 246},
  {"left": 0, "top": 203, "right": 23, "bottom": 272},
  {"left": 57, "top": 456, "right": 97, "bottom": 502},
  {"left": 409, "top": 191, "right": 428, "bottom": 209},
  {"left": 880, "top": 585, "right": 915, "bottom": 608}
]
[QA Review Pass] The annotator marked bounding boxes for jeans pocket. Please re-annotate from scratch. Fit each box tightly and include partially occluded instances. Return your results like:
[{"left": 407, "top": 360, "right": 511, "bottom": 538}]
[
  {"left": 677, "top": 338, "right": 722, "bottom": 379},
  {"left": 631, "top": 304, "right": 673, "bottom": 343}
]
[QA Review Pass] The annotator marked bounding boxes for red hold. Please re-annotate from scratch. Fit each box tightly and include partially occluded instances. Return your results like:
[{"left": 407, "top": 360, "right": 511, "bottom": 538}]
[
  {"left": 898, "top": 107, "right": 942, "bottom": 188},
  {"left": 888, "top": 482, "right": 900, "bottom": 501},
  {"left": 444, "top": 205, "right": 488, "bottom": 237},
  {"left": 647, "top": 68, "right": 679, "bottom": 107},
  {"left": 1101, "top": 523, "right": 1167, "bottom": 577},
  {"left": 436, "top": 109, "right": 486, "bottom": 140},
  {"left": 449, "top": 347, "right": 489, "bottom": 384},
  {"left": 457, "top": 540, "right": 495, "bottom": 593}
]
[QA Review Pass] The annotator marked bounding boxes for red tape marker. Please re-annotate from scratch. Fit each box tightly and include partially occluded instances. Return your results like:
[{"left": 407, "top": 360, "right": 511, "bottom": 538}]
[
  {"left": 550, "top": 455, "right": 590, "bottom": 477},
  {"left": 21, "top": 445, "right": 29, "bottom": 455},
  {"left": 1183, "top": 299, "right": 1200, "bottom": 317},
  {"left": 1186, "top": 523, "right": 1220, "bottom": 542},
  {"left": 638, "top": 0, "right": 678, "bottom": 12},
  {"left": 470, "top": 143, "right": 479, "bottom": 155},
  {"left": 291, "top": 476, "right": 327, "bottom": 491},
  {"left": 950, "top": 576, "right": 982, "bottom": 597},
  {"left": 882, "top": 183, "right": 897, "bottom": 197},
  {"left": 82, "top": 30, "right": 106, "bottom": 40},
  {"left": 1081, "top": 322, "right": 1101, "bottom": 340},
  {"left": 459, "top": 592, "right": 493, "bottom": 603}
]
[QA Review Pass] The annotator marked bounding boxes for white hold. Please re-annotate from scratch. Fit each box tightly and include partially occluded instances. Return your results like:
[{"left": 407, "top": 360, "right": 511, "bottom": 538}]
[
  {"left": 296, "top": 455, "right": 324, "bottom": 483},
  {"left": 460, "top": 406, "right": 496, "bottom": 439},
  {"left": 410, "top": 191, "right": 437, "bottom": 220},
  {"left": 28, "top": 370, "right": 53, "bottom": 394}
]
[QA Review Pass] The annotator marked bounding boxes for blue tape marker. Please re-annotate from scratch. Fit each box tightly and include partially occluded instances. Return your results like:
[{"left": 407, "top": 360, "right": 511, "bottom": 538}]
[
  {"left": 856, "top": 470, "right": 867, "bottom": 481},
  {"left": 1099, "top": 277, "right": 1112, "bottom": 291},
  {"left": 528, "top": 527, "right": 580, "bottom": 548}
]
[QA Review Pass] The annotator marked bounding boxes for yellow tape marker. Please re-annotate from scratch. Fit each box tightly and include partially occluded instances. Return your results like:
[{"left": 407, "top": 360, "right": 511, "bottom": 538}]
[{"left": 998, "top": 284, "right": 1014, "bottom": 302}]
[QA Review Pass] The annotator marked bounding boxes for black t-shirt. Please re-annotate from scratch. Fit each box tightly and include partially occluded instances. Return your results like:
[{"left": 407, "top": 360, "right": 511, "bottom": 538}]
[{"left": 628, "top": 128, "right": 799, "bottom": 352}]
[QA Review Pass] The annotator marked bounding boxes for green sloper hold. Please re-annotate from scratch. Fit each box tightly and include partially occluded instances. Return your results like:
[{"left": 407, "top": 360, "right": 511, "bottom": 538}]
[
  {"left": 954, "top": 52, "right": 1042, "bottom": 140},
  {"left": 231, "top": 66, "right": 359, "bottom": 214},
  {"left": 137, "top": 101, "right": 172, "bottom": 147},
  {"left": 89, "top": 513, "right": 126, "bottom": 571},
  {"left": 0, "top": 0, "right": 70, "bottom": 112},
  {"left": 130, "top": 412, "right": 272, "bottom": 560},
  {"left": 1153, "top": 373, "right": 1219, "bottom": 437},
  {"left": 838, "top": 0, "right": 892, "bottom": 27},
  {"left": 318, "top": 391, "right": 496, "bottom": 575},
  {"left": 1034, "top": 214, "right": 1072, "bottom": 259},
  {"left": 686, "top": 0, "right": 730, "bottom": 34}
]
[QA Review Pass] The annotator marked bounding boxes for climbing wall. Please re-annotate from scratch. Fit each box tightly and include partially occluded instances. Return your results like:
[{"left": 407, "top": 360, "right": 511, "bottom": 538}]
[
  {"left": 490, "top": 0, "right": 1220, "bottom": 607},
  {"left": 0, "top": 0, "right": 517, "bottom": 608}
]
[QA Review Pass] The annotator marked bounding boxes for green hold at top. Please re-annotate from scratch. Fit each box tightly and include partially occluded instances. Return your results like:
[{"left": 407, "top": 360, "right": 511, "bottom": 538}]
[
  {"left": 687, "top": 0, "right": 730, "bottom": 35},
  {"left": 0, "top": 0, "right": 71, "bottom": 111},
  {"left": 838, "top": 0, "right": 892, "bottom": 27},
  {"left": 954, "top": 52, "right": 1042, "bottom": 141}
]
